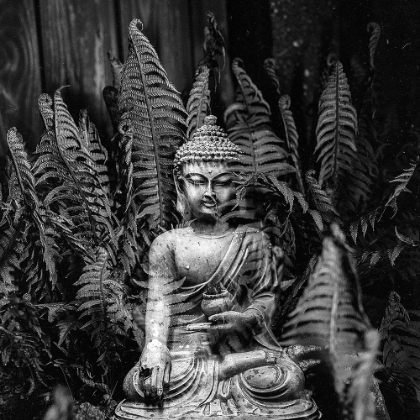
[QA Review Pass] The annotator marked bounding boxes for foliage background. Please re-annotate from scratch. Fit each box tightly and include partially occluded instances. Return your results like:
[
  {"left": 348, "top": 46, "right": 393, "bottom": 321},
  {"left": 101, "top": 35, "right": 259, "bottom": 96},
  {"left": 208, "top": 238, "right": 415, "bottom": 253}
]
[{"left": 1, "top": 1, "right": 420, "bottom": 420}]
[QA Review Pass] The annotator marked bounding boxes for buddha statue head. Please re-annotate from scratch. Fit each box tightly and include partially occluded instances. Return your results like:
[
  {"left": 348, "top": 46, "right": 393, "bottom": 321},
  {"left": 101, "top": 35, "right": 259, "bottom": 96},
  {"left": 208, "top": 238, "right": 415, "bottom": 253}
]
[{"left": 174, "top": 115, "right": 242, "bottom": 221}]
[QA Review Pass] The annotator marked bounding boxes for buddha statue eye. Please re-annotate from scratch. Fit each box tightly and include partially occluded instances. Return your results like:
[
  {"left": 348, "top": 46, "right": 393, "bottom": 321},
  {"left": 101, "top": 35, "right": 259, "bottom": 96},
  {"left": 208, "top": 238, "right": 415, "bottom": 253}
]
[
  {"left": 183, "top": 175, "right": 207, "bottom": 187},
  {"left": 213, "top": 180, "right": 231, "bottom": 189},
  {"left": 213, "top": 176, "right": 232, "bottom": 188}
]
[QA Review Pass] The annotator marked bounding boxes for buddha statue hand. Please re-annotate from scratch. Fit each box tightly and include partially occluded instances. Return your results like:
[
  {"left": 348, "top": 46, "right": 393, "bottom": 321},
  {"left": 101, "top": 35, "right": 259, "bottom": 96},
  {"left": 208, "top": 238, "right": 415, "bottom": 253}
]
[
  {"left": 139, "top": 339, "right": 171, "bottom": 403},
  {"left": 208, "top": 309, "right": 263, "bottom": 340}
]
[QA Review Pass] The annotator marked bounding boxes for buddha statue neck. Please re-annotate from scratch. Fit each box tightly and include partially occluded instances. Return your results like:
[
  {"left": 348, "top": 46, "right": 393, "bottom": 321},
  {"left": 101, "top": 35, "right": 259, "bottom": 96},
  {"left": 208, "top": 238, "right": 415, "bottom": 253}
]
[{"left": 115, "top": 116, "right": 320, "bottom": 419}]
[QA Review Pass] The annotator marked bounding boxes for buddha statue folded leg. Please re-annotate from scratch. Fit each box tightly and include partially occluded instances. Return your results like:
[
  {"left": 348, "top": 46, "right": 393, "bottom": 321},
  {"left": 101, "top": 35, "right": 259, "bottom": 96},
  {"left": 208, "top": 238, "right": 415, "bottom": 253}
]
[{"left": 116, "top": 348, "right": 320, "bottom": 419}]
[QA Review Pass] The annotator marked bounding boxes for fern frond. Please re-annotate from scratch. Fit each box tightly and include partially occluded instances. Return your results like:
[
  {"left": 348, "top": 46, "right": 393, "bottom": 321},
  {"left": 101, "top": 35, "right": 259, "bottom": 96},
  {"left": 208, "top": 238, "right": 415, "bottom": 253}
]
[
  {"left": 107, "top": 51, "right": 123, "bottom": 89},
  {"left": 200, "top": 11, "right": 226, "bottom": 69},
  {"left": 34, "top": 89, "right": 116, "bottom": 258},
  {"left": 350, "top": 208, "right": 380, "bottom": 244},
  {"left": 315, "top": 61, "right": 358, "bottom": 191},
  {"left": 114, "top": 120, "right": 140, "bottom": 273},
  {"left": 78, "top": 109, "right": 111, "bottom": 196},
  {"left": 279, "top": 95, "right": 304, "bottom": 192},
  {"left": 282, "top": 224, "right": 371, "bottom": 397},
  {"left": 345, "top": 330, "right": 380, "bottom": 420},
  {"left": 380, "top": 291, "right": 420, "bottom": 389},
  {"left": 118, "top": 19, "right": 187, "bottom": 236},
  {"left": 225, "top": 59, "right": 294, "bottom": 176},
  {"left": 75, "top": 247, "right": 134, "bottom": 336},
  {"left": 319, "top": 53, "right": 338, "bottom": 91},
  {"left": 384, "top": 160, "right": 418, "bottom": 217},
  {"left": 103, "top": 86, "right": 120, "bottom": 131},
  {"left": 7, "top": 128, "right": 40, "bottom": 208},
  {"left": 231, "top": 58, "right": 271, "bottom": 119},
  {"left": 367, "top": 23, "right": 381, "bottom": 70},
  {"left": 345, "top": 101, "right": 378, "bottom": 212},
  {"left": 276, "top": 254, "right": 318, "bottom": 328},
  {"left": 305, "top": 170, "right": 340, "bottom": 226},
  {"left": 186, "top": 65, "right": 211, "bottom": 138},
  {"left": 38, "top": 93, "right": 54, "bottom": 131},
  {"left": 263, "top": 58, "right": 281, "bottom": 97},
  {"left": 0, "top": 220, "right": 24, "bottom": 296},
  {"left": 7, "top": 128, "right": 57, "bottom": 284},
  {"left": 240, "top": 172, "right": 308, "bottom": 213}
]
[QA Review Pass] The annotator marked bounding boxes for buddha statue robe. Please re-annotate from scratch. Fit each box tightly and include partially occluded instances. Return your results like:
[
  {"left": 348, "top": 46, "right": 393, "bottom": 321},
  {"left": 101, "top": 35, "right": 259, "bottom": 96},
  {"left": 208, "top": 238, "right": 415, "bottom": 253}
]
[{"left": 115, "top": 225, "right": 320, "bottom": 419}]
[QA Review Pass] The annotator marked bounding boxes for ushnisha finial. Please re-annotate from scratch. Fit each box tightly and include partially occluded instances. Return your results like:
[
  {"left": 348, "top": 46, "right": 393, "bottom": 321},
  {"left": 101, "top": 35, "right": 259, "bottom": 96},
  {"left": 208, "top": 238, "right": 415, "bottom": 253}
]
[{"left": 174, "top": 115, "right": 242, "bottom": 177}]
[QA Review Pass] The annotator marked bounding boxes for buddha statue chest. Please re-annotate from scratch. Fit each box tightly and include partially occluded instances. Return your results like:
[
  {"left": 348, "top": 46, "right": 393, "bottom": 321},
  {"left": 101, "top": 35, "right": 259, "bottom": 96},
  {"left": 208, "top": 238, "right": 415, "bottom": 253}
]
[{"left": 173, "top": 228, "right": 235, "bottom": 287}]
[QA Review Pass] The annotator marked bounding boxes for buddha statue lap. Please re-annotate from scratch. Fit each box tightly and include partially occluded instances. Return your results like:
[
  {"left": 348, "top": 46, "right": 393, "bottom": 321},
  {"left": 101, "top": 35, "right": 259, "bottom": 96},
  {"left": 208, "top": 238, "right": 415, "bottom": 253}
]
[{"left": 114, "top": 116, "right": 320, "bottom": 419}]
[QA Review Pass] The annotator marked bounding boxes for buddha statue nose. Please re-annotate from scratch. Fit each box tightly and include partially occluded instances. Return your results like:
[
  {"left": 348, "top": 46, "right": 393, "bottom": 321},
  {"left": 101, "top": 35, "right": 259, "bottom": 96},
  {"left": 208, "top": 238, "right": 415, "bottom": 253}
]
[{"left": 203, "top": 182, "right": 215, "bottom": 198}]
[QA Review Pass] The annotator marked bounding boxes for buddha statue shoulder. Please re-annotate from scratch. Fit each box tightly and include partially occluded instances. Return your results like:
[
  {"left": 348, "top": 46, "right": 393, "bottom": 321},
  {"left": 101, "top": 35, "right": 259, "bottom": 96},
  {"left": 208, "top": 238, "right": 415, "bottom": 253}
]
[{"left": 115, "top": 116, "right": 320, "bottom": 419}]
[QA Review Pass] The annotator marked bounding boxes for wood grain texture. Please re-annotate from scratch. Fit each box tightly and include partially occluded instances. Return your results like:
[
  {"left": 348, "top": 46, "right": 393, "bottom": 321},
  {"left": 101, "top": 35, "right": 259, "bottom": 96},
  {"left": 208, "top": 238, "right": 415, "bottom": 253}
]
[
  {"left": 119, "top": 0, "right": 194, "bottom": 95},
  {"left": 0, "top": 0, "right": 43, "bottom": 153},
  {"left": 39, "top": 0, "right": 119, "bottom": 139},
  {"left": 189, "top": 0, "right": 234, "bottom": 111}
]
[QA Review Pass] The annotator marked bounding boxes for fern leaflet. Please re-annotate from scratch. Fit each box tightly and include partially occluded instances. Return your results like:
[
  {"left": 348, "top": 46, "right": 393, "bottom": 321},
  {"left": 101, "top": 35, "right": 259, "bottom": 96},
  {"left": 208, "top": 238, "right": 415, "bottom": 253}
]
[{"left": 315, "top": 61, "right": 358, "bottom": 191}]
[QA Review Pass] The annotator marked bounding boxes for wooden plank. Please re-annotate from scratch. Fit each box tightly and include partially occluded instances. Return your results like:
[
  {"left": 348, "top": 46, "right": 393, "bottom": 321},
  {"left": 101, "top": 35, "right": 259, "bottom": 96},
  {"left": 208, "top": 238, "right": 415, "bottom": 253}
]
[
  {"left": 0, "top": 0, "right": 43, "bottom": 153},
  {"left": 118, "top": 0, "right": 194, "bottom": 94},
  {"left": 189, "top": 0, "right": 234, "bottom": 112},
  {"left": 39, "top": 0, "right": 119, "bottom": 139}
]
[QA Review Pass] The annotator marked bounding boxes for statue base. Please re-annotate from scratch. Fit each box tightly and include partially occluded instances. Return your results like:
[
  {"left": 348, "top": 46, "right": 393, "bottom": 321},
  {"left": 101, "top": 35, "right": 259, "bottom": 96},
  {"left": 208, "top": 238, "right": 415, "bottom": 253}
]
[{"left": 114, "top": 398, "right": 320, "bottom": 420}]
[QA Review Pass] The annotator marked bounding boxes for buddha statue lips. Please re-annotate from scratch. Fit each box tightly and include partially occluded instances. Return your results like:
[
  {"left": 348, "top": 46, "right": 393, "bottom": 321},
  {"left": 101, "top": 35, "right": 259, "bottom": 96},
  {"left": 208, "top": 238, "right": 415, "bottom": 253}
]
[{"left": 115, "top": 116, "right": 320, "bottom": 419}]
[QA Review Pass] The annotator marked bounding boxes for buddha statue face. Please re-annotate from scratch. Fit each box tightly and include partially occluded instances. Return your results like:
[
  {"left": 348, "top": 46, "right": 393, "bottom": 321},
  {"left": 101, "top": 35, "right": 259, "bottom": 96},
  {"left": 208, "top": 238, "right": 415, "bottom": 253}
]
[
  {"left": 180, "top": 161, "right": 236, "bottom": 221},
  {"left": 174, "top": 115, "right": 242, "bottom": 222}
]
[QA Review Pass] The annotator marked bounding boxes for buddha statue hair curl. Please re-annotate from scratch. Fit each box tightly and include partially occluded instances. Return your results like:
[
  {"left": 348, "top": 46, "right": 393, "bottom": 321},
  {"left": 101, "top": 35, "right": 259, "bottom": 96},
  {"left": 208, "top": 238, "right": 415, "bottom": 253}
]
[{"left": 173, "top": 115, "right": 242, "bottom": 179}]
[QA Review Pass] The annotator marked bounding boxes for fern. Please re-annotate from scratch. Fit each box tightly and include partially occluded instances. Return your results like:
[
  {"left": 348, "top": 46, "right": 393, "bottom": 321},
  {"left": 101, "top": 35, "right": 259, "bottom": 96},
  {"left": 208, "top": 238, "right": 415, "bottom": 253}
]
[
  {"left": 200, "top": 11, "right": 226, "bottom": 70},
  {"left": 185, "top": 12, "right": 226, "bottom": 139},
  {"left": 103, "top": 86, "right": 120, "bottom": 131},
  {"left": 0, "top": 294, "right": 51, "bottom": 383},
  {"left": 384, "top": 159, "right": 418, "bottom": 217},
  {"left": 225, "top": 58, "right": 294, "bottom": 176},
  {"left": 279, "top": 95, "right": 305, "bottom": 192},
  {"left": 305, "top": 170, "right": 340, "bottom": 230},
  {"left": 380, "top": 291, "right": 420, "bottom": 390},
  {"left": 344, "top": 100, "right": 378, "bottom": 212},
  {"left": 315, "top": 61, "right": 358, "bottom": 193},
  {"left": 118, "top": 19, "right": 187, "bottom": 236},
  {"left": 0, "top": 220, "right": 24, "bottom": 296},
  {"left": 108, "top": 51, "right": 123, "bottom": 90},
  {"left": 263, "top": 58, "right": 281, "bottom": 97},
  {"left": 186, "top": 65, "right": 211, "bottom": 138},
  {"left": 115, "top": 121, "right": 142, "bottom": 274},
  {"left": 282, "top": 225, "right": 371, "bottom": 398},
  {"left": 319, "top": 53, "right": 338, "bottom": 92},
  {"left": 7, "top": 128, "right": 58, "bottom": 287},
  {"left": 103, "top": 52, "right": 123, "bottom": 131},
  {"left": 275, "top": 254, "right": 318, "bottom": 330},
  {"left": 78, "top": 109, "right": 111, "bottom": 197},
  {"left": 74, "top": 247, "right": 136, "bottom": 373},
  {"left": 34, "top": 90, "right": 116, "bottom": 259},
  {"left": 345, "top": 330, "right": 381, "bottom": 420},
  {"left": 367, "top": 23, "right": 381, "bottom": 71}
]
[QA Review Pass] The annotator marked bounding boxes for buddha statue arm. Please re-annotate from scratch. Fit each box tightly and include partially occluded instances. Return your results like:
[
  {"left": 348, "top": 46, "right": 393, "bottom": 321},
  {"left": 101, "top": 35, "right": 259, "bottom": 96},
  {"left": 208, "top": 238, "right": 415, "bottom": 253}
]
[
  {"left": 208, "top": 230, "right": 281, "bottom": 338},
  {"left": 242, "top": 231, "right": 281, "bottom": 331},
  {"left": 139, "top": 233, "right": 175, "bottom": 401}
]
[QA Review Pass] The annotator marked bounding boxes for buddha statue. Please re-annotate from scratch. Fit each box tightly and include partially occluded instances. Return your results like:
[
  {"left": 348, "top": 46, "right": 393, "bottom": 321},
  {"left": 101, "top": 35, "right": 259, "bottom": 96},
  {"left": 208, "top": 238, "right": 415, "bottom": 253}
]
[{"left": 114, "top": 116, "right": 320, "bottom": 419}]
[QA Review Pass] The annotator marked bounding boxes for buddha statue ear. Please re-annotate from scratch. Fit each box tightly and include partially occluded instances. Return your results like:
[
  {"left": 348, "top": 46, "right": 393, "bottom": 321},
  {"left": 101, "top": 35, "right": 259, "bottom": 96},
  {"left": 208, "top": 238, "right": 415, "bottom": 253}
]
[{"left": 174, "top": 174, "right": 191, "bottom": 221}]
